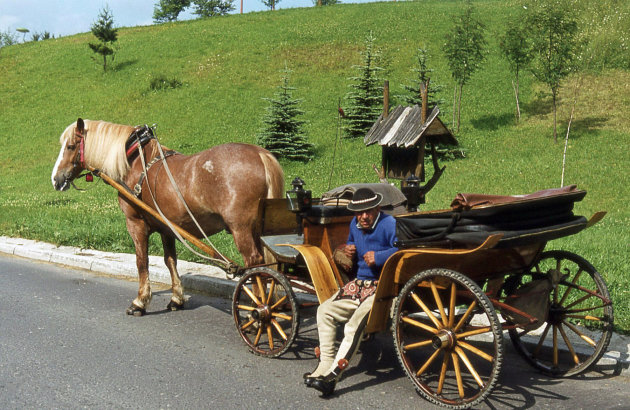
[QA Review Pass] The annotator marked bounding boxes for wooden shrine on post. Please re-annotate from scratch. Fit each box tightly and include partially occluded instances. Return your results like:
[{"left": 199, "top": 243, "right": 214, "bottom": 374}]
[{"left": 364, "top": 80, "right": 458, "bottom": 206}]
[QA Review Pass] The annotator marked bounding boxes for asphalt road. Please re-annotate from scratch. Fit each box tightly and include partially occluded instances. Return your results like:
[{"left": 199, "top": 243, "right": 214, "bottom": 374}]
[{"left": 1, "top": 254, "right": 628, "bottom": 409}]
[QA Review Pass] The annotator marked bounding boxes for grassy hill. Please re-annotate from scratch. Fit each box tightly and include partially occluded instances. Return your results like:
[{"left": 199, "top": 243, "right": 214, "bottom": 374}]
[{"left": 1, "top": 0, "right": 628, "bottom": 330}]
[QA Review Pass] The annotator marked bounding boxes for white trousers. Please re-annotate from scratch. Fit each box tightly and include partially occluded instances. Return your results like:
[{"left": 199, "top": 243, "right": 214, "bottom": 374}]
[{"left": 310, "top": 292, "right": 375, "bottom": 378}]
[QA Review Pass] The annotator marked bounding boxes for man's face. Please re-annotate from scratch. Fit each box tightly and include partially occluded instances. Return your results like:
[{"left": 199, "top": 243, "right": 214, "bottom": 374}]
[{"left": 355, "top": 207, "right": 379, "bottom": 229}]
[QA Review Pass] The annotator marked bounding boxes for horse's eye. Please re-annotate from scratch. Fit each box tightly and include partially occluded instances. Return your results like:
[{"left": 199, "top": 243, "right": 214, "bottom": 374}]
[{"left": 67, "top": 145, "right": 76, "bottom": 150}]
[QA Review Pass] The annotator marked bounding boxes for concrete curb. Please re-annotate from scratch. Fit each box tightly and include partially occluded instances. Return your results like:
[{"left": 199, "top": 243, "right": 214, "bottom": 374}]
[
  {"left": 1, "top": 236, "right": 628, "bottom": 375},
  {"left": 0, "top": 236, "right": 236, "bottom": 300}
]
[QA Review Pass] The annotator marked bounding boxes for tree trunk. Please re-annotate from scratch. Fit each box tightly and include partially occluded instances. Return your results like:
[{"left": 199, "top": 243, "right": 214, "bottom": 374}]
[
  {"left": 552, "top": 90, "right": 558, "bottom": 143},
  {"left": 456, "top": 83, "right": 463, "bottom": 132},
  {"left": 512, "top": 76, "right": 521, "bottom": 121},
  {"left": 452, "top": 84, "right": 457, "bottom": 129},
  {"left": 103, "top": 55, "right": 107, "bottom": 72}
]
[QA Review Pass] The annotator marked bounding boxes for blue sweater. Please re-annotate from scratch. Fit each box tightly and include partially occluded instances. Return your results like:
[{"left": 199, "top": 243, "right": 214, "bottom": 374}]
[{"left": 347, "top": 212, "right": 398, "bottom": 281}]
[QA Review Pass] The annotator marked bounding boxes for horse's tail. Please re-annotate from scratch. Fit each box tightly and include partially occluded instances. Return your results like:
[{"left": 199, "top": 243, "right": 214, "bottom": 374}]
[{"left": 258, "top": 150, "right": 285, "bottom": 199}]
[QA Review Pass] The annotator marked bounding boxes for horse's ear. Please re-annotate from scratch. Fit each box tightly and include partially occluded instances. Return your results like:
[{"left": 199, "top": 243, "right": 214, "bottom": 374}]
[{"left": 77, "top": 118, "right": 85, "bottom": 133}]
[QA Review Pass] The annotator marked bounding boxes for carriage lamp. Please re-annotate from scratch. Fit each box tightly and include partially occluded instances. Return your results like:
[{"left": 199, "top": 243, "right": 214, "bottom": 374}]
[
  {"left": 286, "top": 177, "right": 312, "bottom": 213},
  {"left": 402, "top": 174, "right": 423, "bottom": 212}
]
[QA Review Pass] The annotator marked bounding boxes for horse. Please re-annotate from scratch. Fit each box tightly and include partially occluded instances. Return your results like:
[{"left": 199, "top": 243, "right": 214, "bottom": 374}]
[{"left": 51, "top": 118, "right": 285, "bottom": 315}]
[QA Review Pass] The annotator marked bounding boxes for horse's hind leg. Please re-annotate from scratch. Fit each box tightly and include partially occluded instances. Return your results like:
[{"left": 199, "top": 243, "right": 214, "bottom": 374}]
[
  {"left": 161, "top": 233, "right": 184, "bottom": 311},
  {"left": 231, "top": 224, "right": 264, "bottom": 267}
]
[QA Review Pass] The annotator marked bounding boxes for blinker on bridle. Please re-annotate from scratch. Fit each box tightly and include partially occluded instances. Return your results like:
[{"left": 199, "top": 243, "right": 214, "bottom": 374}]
[{"left": 70, "top": 128, "right": 94, "bottom": 189}]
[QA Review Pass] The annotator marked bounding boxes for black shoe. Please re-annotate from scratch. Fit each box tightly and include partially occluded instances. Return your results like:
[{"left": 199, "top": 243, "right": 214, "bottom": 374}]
[
  {"left": 303, "top": 373, "right": 318, "bottom": 387},
  {"left": 310, "top": 376, "right": 336, "bottom": 397}
]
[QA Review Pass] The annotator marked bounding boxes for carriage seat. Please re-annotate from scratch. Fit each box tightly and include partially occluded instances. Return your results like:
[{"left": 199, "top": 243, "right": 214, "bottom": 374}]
[
  {"left": 396, "top": 186, "right": 589, "bottom": 248},
  {"left": 261, "top": 234, "right": 303, "bottom": 263}
]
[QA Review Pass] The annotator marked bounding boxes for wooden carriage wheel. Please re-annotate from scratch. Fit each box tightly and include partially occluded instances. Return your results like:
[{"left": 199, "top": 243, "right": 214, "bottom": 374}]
[
  {"left": 393, "top": 269, "right": 503, "bottom": 409},
  {"left": 507, "top": 250, "right": 614, "bottom": 377},
  {"left": 232, "top": 267, "right": 299, "bottom": 358}
]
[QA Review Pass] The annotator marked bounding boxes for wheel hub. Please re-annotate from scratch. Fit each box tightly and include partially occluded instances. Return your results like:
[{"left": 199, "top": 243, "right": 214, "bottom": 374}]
[
  {"left": 432, "top": 329, "right": 456, "bottom": 350},
  {"left": 251, "top": 305, "right": 271, "bottom": 322},
  {"left": 548, "top": 303, "right": 565, "bottom": 325}
]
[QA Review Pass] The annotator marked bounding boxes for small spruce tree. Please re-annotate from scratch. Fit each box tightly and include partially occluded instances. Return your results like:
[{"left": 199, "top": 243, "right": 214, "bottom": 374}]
[
  {"left": 343, "top": 31, "right": 385, "bottom": 139},
  {"left": 89, "top": 6, "right": 118, "bottom": 71},
  {"left": 398, "top": 47, "right": 445, "bottom": 110},
  {"left": 256, "top": 67, "right": 314, "bottom": 162}
]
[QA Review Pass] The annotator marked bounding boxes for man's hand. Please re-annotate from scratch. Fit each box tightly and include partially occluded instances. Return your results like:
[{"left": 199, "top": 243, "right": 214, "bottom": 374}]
[
  {"left": 363, "top": 251, "right": 376, "bottom": 267},
  {"left": 343, "top": 244, "right": 356, "bottom": 259}
]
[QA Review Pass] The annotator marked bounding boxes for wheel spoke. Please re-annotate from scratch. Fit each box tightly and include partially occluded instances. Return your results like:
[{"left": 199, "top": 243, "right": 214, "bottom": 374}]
[
  {"left": 558, "top": 268, "right": 584, "bottom": 305},
  {"left": 553, "top": 325, "right": 559, "bottom": 367},
  {"left": 237, "top": 304, "right": 255, "bottom": 311},
  {"left": 254, "top": 326, "right": 263, "bottom": 346},
  {"left": 402, "top": 316, "right": 439, "bottom": 334},
  {"left": 269, "top": 294, "right": 288, "bottom": 310},
  {"left": 255, "top": 275, "right": 266, "bottom": 301},
  {"left": 240, "top": 318, "right": 255, "bottom": 331},
  {"left": 564, "top": 293, "right": 596, "bottom": 310},
  {"left": 416, "top": 347, "right": 442, "bottom": 377},
  {"left": 272, "top": 312, "right": 293, "bottom": 321},
  {"left": 533, "top": 323, "right": 552, "bottom": 358},
  {"left": 458, "top": 340, "right": 494, "bottom": 362},
  {"left": 242, "top": 285, "right": 262, "bottom": 306},
  {"left": 456, "top": 326, "right": 492, "bottom": 340},
  {"left": 411, "top": 291, "right": 443, "bottom": 329},
  {"left": 267, "top": 324, "right": 274, "bottom": 350},
  {"left": 455, "top": 346, "right": 484, "bottom": 388},
  {"left": 402, "top": 339, "right": 433, "bottom": 351},
  {"left": 266, "top": 278, "right": 276, "bottom": 305},
  {"left": 451, "top": 352, "right": 465, "bottom": 398},
  {"left": 565, "top": 314, "right": 605, "bottom": 322},
  {"left": 563, "top": 320, "right": 597, "bottom": 347},
  {"left": 437, "top": 351, "right": 451, "bottom": 395},
  {"left": 448, "top": 282, "right": 457, "bottom": 328},
  {"left": 558, "top": 323, "right": 580, "bottom": 365},
  {"left": 453, "top": 300, "right": 478, "bottom": 332},
  {"left": 430, "top": 280, "right": 448, "bottom": 327},
  {"left": 271, "top": 319, "right": 288, "bottom": 341}
]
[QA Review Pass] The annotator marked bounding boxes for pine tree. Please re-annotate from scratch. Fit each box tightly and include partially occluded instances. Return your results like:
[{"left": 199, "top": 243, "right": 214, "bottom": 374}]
[
  {"left": 343, "top": 31, "right": 385, "bottom": 139},
  {"left": 89, "top": 6, "right": 118, "bottom": 72},
  {"left": 256, "top": 68, "right": 314, "bottom": 162},
  {"left": 398, "top": 47, "right": 445, "bottom": 110}
]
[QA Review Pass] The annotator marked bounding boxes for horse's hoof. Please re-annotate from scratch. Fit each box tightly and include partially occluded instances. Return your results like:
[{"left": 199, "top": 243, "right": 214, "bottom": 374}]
[
  {"left": 126, "top": 305, "right": 146, "bottom": 316},
  {"left": 167, "top": 300, "right": 184, "bottom": 311}
]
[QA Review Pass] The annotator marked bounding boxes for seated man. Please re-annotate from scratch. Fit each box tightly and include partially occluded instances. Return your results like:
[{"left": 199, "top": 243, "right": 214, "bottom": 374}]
[{"left": 305, "top": 187, "right": 398, "bottom": 396}]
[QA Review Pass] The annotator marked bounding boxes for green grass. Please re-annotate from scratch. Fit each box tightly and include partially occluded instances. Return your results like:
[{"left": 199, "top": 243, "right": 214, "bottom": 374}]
[{"left": 1, "top": 0, "right": 628, "bottom": 331}]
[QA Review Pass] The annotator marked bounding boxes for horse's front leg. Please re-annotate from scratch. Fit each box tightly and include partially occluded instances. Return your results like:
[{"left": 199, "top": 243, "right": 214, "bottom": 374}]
[
  {"left": 125, "top": 217, "right": 152, "bottom": 316},
  {"left": 161, "top": 233, "right": 184, "bottom": 311}
]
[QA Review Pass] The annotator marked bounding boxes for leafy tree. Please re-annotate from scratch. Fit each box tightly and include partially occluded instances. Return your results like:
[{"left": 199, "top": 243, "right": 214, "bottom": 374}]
[
  {"left": 256, "top": 67, "right": 314, "bottom": 162},
  {"left": 500, "top": 16, "right": 534, "bottom": 121},
  {"left": 262, "top": 0, "right": 281, "bottom": 11},
  {"left": 88, "top": 6, "right": 118, "bottom": 72},
  {"left": 443, "top": 0, "right": 486, "bottom": 132},
  {"left": 343, "top": 31, "right": 385, "bottom": 139},
  {"left": 398, "top": 47, "right": 445, "bottom": 110},
  {"left": 191, "top": 0, "right": 235, "bottom": 17},
  {"left": 153, "top": 0, "right": 191, "bottom": 22},
  {"left": 526, "top": 0, "right": 579, "bottom": 143}
]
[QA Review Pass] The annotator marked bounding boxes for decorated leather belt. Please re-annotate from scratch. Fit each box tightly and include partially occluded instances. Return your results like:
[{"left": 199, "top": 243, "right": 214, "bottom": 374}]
[{"left": 335, "top": 279, "right": 379, "bottom": 303}]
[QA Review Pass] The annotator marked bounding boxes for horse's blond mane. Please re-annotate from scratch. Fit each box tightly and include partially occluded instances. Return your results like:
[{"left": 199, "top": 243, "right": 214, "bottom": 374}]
[{"left": 61, "top": 119, "right": 135, "bottom": 181}]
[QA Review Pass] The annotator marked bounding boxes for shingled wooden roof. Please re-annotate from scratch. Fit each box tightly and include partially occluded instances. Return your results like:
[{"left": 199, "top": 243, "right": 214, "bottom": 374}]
[{"left": 364, "top": 105, "right": 458, "bottom": 147}]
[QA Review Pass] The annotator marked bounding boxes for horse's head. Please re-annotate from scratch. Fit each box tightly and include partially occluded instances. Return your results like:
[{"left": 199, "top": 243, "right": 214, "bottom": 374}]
[{"left": 51, "top": 118, "right": 87, "bottom": 191}]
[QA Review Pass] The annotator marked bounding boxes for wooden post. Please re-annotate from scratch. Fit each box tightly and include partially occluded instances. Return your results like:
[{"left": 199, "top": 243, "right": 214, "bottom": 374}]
[
  {"left": 420, "top": 79, "right": 429, "bottom": 124},
  {"left": 383, "top": 80, "right": 389, "bottom": 118}
]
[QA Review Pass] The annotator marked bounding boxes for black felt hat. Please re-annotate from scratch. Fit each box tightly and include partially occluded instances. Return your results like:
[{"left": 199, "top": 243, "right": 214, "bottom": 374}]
[{"left": 347, "top": 187, "right": 383, "bottom": 212}]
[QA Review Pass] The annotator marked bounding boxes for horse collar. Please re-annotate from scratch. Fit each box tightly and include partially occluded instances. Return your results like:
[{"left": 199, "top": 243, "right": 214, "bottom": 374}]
[{"left": 125, "top": 126, "right": 155, "bottom": 160}]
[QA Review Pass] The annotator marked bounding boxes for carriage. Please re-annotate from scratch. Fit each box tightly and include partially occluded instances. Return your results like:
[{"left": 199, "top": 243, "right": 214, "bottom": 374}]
[
  {"left": 51, "top": 118, "right": 613, "bottom": 409},
  {"left": 231, "top": 179, "right": 613, "bottom": 408}
]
